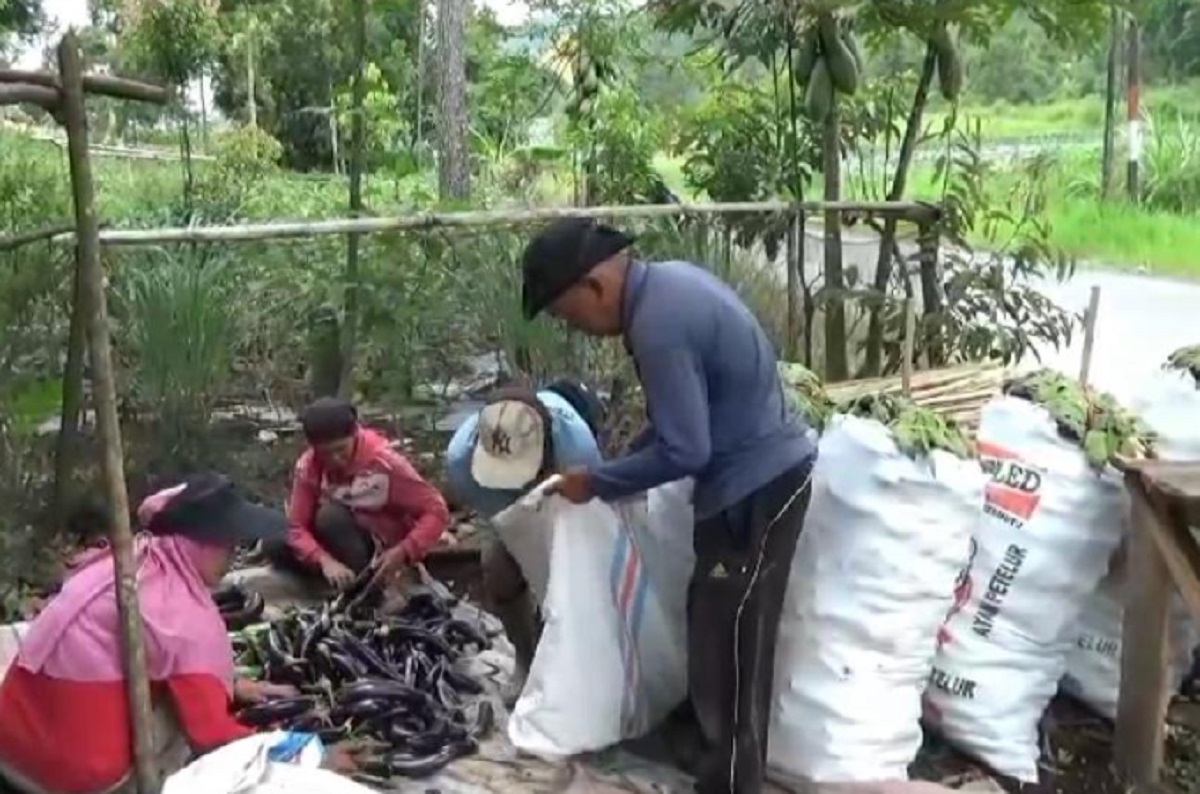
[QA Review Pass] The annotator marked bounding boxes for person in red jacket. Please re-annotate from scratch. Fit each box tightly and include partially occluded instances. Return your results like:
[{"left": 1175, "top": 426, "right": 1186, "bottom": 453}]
[
  {"left": 0, "top": 473, "right": 359, "bottom": 794},
  {"left": 266, "top": 397, "right": 451, "bottom": 590}
]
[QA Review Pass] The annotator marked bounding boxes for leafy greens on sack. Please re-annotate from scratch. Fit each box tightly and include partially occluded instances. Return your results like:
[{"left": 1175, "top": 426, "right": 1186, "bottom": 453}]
[
  {"left": 1003, "top": 369, "right": 1155, "bottom": 468},
  {"left": 837, "top": 393, "right": 975, "bottom": 461},
  {"left": 778, "top": 362, "right": 836, "bottom": 432},
  {"left": 1165, "top": 344, "right": 1200, "bottom": 387}
]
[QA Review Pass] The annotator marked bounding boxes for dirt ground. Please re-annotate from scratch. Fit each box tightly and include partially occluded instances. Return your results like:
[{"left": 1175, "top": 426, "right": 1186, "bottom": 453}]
[{"left": 19, "top": 412, "right": 1200, "bottom": 793}]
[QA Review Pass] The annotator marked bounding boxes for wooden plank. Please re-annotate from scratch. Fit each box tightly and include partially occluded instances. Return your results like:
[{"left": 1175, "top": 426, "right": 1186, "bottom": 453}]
[{"left": 1114, "top": 477, "right": 1174, "bottom": 786}]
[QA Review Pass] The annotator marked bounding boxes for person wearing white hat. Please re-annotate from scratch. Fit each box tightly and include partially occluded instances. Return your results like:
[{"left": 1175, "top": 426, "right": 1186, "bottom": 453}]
[{"left": 444, "top": 379, "right": 605, "bottom": 689}]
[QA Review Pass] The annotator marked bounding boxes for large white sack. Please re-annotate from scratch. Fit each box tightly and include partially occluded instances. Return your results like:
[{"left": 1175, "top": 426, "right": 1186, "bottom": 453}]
[
  {"left": 493, "top": 478, "right": 694, "bottom": 756},
  {"left": 163, "top": 731, "right": 373, "bottom": 794},
  {"left": 1059, "top": 557, "right": 1194, "bottom": 720},
  {"left": 768, "top": 415, "right": 983, "bottom": 784},
  {"left": 925, "top": 395, "right": 1127, "bottom": 782},
  {"left": 1131, "top": 368, "right": 1200, "bottom": 460},
  {"left": 1061, "top": 368, "right": 1200, "bottom": 717}
]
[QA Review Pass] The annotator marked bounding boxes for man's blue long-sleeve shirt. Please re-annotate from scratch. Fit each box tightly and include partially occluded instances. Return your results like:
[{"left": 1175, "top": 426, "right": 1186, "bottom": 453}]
[{"left": 590, "top": 260, "right": 815, "bottom": 519}]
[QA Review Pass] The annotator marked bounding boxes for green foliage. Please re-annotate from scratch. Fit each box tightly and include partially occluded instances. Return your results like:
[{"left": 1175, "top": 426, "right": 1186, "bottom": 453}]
[
  {"left": 930, "top": 120, "right": 1078, "bottom": 367},
  {"left": 1004, "top": 369, "right": 1155, "bottom": 468},
  {"left": 1165, "top": 344, "right": 1200, "bottom": 384},
  {"left": 126, "top": 0, "right": 222, "bottom": 85},
  {"left": 778, "top": 362, "right": 835, "bottom": 431}
]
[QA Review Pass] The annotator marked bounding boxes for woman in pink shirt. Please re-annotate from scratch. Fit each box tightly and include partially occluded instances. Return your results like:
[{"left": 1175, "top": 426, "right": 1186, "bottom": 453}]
[{"left": 265, "top": 398, "right": 451, "bottom": 590}]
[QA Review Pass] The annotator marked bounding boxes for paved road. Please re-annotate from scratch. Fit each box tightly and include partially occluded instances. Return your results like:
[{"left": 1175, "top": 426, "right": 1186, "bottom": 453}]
[{"left": 795, "top": 228, "right": 1200, "bottom": 405}]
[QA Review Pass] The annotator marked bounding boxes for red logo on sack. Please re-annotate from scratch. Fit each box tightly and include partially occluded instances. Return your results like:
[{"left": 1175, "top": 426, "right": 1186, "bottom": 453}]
[{"left": 978, "top": 441, "right": 1043, "bottom": 525}]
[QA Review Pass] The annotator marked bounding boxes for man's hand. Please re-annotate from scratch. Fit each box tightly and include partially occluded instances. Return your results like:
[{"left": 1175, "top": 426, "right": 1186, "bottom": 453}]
[
  {"left": 550, "top": 467, "right": 594, "bottom": 504},
  {"left": 319, "top": 556, "right": 355, "bottom": 590},
  {"left": 322, "top": 741, "right": 365, "bottom": 774},
  {"left": 234, "top": 678, "right": 299, "bottom": 704}
]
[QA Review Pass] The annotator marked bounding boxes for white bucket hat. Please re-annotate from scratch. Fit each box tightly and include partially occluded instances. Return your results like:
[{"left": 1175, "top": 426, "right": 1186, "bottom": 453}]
[{"left": 471, "top": 398, "right": 549, "bottom": 490}]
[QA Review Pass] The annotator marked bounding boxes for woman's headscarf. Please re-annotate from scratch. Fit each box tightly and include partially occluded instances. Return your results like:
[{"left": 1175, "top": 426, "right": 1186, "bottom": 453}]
[{"left": 17, "top": 485, "right": 235, "bottom": 694}]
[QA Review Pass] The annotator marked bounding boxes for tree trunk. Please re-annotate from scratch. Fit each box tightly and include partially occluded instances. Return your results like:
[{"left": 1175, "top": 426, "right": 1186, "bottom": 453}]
[
  {"left": 339, "top": 0, "right": 367, "bottom": 399},
  {"left": 435, "top": 0, "right": 470, "bottom": 200},
  {"left": 822, "top": 97, "right": 847, "bottom": 382},
  {"left": 246, "top": 30, "right": 257, "bottom": 128},
  {"left": 862, "top": 46, "right": 937, "bottom": 377},
  {"left": 1102, "top": 7, "right": 1119, "bottom": 199}
]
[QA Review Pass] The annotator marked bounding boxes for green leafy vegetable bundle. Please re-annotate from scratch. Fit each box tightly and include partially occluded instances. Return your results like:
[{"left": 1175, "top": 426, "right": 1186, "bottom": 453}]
[
  {"left": 1003, "top": 369, "right": 1154, "bottom": 468},
  {"left": 778, "top": 362, "right": 836, "bottom": 432},
  {"left": 837, "top": 392, "right": 975, "bottom": 460},
  {"left": 1165, "top": 344, "right": 1200, "bottom": 386}
]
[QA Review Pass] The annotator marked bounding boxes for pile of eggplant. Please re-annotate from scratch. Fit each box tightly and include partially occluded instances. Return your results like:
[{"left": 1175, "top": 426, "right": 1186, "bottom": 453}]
[
  {"left": 215, "top": 585, "right": 265, "bottom": 631},
  {"left": 229, "top": 580, "right": 495, "bottom": 780}
]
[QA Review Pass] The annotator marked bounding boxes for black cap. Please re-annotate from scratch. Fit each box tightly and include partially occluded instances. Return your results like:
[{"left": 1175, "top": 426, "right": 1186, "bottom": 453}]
[
  {"left": 301, "top": 397, "right": 359, "bottom": 444},
  {"left": 544, "top": 378, "right": 606, "bottom": 439},
  {"left": 521, "top": 218, "right": 635, "bottom": 320},
  {"left": 146, "top": 473, "right": 286, "bottom": 546}
]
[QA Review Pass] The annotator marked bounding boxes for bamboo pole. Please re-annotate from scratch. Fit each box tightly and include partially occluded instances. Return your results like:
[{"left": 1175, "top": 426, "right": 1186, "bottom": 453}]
[
  {"left": 0, "top": 67, "right": 171, "bottom": 104},
  {"left": 0, "top": 83, "right": 61, "bottom": 110},
  {"left": 76, "top": 201, "right": 932, "bottom": 248},
  {"left": 1079, "top": 286, "right": 1102, "bottom": 387},
  {"left": 58, "top": 32, "right": 159, "bottom": 794}
]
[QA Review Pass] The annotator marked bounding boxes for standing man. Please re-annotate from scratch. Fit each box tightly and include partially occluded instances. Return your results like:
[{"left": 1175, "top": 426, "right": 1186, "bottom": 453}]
[
  {"left": 444, "top": 378, "right": 605, "bottom": 695},
  {"left": 521, "top": 218, "right": 817, "bottom": 794},
  {"left": 266, "top": 397, "right": 451, "bottom": 590}
]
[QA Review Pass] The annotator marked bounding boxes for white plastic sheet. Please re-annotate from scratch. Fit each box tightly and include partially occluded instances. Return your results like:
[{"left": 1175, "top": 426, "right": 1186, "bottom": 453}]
[
  {"left": 768, "top": 415, "right": 983, "bottom": 784},
  {"left": 1062, "top": 368, "right": 1200, "bottom": 717}
]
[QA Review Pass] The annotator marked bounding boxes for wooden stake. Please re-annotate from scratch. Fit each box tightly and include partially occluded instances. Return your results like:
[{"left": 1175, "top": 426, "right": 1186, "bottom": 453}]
[
  {"left": 1079, "top": 285, "right": 1101, "bottom": 386},
  {"left": 58, "top": 31, "right": 159, "bottom": 794},
  {"left": 901, "top": 297, "right": 916, "bottom": 397}
]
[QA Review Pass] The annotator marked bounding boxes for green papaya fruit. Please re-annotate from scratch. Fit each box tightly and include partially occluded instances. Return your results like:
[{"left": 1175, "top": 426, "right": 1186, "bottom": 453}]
[
  {"left": 805, "top": 57, "right": 834, "bottom": 124},
  {"left": 793, "top": 26, "right": 820, "bottom": 86},
  {"left": 818, "top": 13, "right": 859, "bottom": 95}
]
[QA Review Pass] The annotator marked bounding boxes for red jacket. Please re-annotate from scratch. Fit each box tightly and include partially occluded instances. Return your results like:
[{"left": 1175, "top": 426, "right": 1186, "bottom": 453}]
[
  {"left": 287, "top": 427, "right": 450, "bottom": 565},
  {"left": 0, "top": 664, "right": 251, "bottom": 793}
]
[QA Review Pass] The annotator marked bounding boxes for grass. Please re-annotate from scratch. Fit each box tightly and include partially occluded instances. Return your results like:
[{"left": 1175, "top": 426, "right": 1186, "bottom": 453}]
[{"left": 930, "top": 79, "right": 1200, "bottom": 141}]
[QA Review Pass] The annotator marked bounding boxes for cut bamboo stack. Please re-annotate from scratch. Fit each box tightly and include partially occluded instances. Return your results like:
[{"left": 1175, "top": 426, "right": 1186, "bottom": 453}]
[{"left": 824, "top": 362, "right": 1007, "bottom": 432}]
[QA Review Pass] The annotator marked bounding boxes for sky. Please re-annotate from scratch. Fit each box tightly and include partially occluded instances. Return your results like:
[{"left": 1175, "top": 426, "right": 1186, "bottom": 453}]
[{"left": 15, "top": 0, "right": 532, "bottom": 68}]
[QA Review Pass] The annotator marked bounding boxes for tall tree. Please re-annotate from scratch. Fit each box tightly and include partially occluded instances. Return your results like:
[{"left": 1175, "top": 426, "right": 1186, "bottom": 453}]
[{"left": 436, "top": 0, "right": 470, "bottom": 199}]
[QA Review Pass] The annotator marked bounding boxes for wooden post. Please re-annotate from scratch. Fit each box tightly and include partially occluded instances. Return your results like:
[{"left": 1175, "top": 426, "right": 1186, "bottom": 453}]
[
  {"left": 822, "top": 98, "right": 848, "bottom": 381},
  {"left": 901, "top": 297, "right": 916, "bottom": 397},
  {"left": 58, "top": 31, "right": 160, "bottom": 794},
  {"left": 1078, "top": 286, "right": 1101, "bottom": 386},
  {"left": 1114, "top": 480, "right": 1173, "bottom": 786}
]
